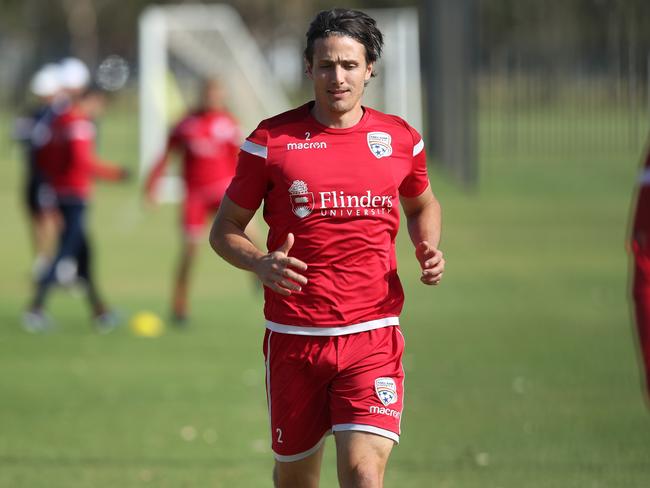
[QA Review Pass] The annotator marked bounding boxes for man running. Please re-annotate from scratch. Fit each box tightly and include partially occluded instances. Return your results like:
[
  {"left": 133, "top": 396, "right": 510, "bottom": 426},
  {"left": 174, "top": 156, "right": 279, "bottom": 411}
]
[{"left": 210, "top": 9, "right": 444, "bottom": 487}]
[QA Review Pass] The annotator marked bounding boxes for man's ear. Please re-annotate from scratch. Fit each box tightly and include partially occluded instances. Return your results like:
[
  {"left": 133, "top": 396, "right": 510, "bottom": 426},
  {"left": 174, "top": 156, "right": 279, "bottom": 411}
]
[
  {"left": 305, "top": 58, "right": 314, "bottom": 79},
  {"left": 365, "top": 62, "right": 374, "bottom": 82}
]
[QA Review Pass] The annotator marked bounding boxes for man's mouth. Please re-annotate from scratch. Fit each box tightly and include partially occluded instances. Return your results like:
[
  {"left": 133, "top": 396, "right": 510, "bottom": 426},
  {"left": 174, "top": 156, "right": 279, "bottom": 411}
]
[{"left": 329, "top": 89, "right": 349, "bottom": 98}]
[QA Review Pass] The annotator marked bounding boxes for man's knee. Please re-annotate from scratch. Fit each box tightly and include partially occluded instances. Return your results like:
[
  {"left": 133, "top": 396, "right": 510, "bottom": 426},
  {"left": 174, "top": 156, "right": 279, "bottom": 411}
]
[
  {"left": 342, "top": 462, "right": 382, "bottom": 488},
  {"left": 335, "top": 431, "right": 393, "bottom": 488},
  {"left": 273, "top": 449, "right": 324, "bottom": 488},
  {"left": 274, "top": 464, "right": 320, "bottom": 488}
]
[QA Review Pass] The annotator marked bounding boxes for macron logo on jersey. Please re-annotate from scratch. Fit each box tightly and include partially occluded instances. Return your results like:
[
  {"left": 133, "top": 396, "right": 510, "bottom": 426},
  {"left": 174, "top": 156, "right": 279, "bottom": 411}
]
[{"left": 286, "top": 141, "right": 327, "bottom": 151}]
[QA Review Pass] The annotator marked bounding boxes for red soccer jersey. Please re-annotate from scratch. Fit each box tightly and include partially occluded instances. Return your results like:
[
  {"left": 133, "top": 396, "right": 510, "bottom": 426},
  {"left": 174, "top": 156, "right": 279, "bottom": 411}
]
[
  {"left": 167, "top": 110, "right": 240, "bottom": 193},
  {"left": 36, "top": 107, "right": 123, "bottom": 199},
  {"left": 226, "top": 102, "right": 430, "bottom": 334}
]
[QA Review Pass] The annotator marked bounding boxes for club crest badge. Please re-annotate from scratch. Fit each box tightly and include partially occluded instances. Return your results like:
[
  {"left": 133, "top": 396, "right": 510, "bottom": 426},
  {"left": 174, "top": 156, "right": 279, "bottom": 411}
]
[
  {"left": 374, "top": 377, "right": 398, "bottom": 406},
  {"left": 288, "top": 180, "right": 314, "bottom": 218},
  {"left": 367, "top": 132, "right": 393, "bottom": 159}
]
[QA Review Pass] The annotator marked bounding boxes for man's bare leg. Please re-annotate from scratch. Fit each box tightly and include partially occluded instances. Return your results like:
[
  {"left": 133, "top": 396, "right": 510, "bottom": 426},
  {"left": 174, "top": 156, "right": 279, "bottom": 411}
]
[
  {"left": 335, "top": 431, "right": 394, "bottom": 488},
  {"left": 274, "top": 441, "right": 326, "bottom": 488},
  {"left": 172, "top": 239, "right": 198, "bottom": 323}
]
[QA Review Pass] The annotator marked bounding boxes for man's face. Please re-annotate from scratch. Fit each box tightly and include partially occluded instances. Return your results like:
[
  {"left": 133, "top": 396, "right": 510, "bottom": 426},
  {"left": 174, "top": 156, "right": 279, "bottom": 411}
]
[
  {"left": 307, "top": 34, "right": 373, "bottom": 118},
  {"left": 202, "top": 81, "right": 225, "bottom": 111},
  {"left": 80, "top": 93, "right": 106, "bottom": 118}
]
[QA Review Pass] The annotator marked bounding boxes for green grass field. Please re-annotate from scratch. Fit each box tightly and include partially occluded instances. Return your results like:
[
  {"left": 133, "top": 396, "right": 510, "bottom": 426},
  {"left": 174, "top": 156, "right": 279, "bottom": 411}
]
[{"left": 0, "top": 103, "right": 649, "bottom": 487}]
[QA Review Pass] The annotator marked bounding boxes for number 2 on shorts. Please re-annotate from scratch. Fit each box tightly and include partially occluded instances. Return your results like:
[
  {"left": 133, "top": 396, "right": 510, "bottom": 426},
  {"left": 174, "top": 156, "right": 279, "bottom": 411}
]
[{"left": 276, "top": 428, "right": 283, "bottom": 444}]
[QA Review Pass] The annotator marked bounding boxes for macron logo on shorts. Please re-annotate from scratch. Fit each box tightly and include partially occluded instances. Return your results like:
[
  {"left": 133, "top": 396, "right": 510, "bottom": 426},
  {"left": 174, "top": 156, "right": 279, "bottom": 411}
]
[{"left": 369, "top": 405, "right": 401, "bottom": 418}]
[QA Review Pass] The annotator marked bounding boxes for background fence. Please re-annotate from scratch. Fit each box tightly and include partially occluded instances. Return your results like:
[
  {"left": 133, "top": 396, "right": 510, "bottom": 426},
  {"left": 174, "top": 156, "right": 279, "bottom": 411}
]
[{"left": 476, "top": 0, "right": 650, "bottom": 158}]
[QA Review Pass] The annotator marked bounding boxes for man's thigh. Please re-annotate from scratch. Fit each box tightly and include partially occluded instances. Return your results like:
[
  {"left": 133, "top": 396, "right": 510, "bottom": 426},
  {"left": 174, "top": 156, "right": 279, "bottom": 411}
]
[
  {"left": 264, "top": 330, "right": 335, "bottom": 461},
  {"left": 330, "top": 326, "right": 405, "bottom": 443},
  {"left": 274, "top": 442, "right": 326, "bottom": 488}
]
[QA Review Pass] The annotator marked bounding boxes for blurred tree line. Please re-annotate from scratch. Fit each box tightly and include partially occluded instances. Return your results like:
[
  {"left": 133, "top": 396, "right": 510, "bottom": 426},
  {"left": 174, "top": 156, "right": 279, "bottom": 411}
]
[
  {"left": 0, "top": 0, "right": 648, "bottom": 102},
  {"left": 480, "top": 0, "right": 650, "bottom": 76},
  {"left": 0, "top": 0, "right": 416, "bottom": 85}
]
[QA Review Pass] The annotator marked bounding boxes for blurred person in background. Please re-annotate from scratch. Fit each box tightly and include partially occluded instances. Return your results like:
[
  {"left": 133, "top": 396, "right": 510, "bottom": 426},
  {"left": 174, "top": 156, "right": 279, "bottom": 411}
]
[
  {"left": 58, "top": 57, "right": 92, "bottom": 100},
  {"left": 210, "top": 8, "right": 444, "bottom": 487},
  {"left": 23, "top": 75, "right": 130, "bottom": 334},
  {"left": 145, "top": 78, "right": 257, "bottom": 326},
  {"left": 13, "top": 64, "right": 65, "bottom": 278},
  {"left": 630, "top": 142, "right": 650, "bottom": 404}
]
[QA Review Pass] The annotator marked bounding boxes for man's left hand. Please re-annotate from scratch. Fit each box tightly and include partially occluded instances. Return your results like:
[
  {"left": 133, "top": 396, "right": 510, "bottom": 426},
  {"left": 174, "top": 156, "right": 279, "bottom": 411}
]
[{"left": 415, "top": 241, "right": 444, "bottom": 286}]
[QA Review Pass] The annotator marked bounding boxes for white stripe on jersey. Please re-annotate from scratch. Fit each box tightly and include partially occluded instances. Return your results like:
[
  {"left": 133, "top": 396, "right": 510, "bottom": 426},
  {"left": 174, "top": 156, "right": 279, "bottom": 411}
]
[
  {"left": 67, "top": 120, "right": 95, "bottom": 141},
  {"left": 413, "top": 139, "right": 424, "bottom": 157},
  {"left": 265, "top": 316, "right": 399, "bottom": 336},
  {"left": 241, "top": 139, "right": 268, "bottom": 159},
  {"left": 640, "top": 168, "right": 650, "bottom": 186}
]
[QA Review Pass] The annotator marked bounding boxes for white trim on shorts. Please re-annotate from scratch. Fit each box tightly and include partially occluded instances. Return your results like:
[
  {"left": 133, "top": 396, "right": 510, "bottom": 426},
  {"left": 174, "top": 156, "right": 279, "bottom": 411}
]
[
  {"left": 396, "top": 328, "right": 406, "bottom": 435},
  {"left": 265, "top": 316, "right": 399, "bottom": 336},
  {"left": 273, "top": 432, "right": 330, "bottom": 463},
  {"left": 332, "top": 423, "right": 400, "bottom": 444}
]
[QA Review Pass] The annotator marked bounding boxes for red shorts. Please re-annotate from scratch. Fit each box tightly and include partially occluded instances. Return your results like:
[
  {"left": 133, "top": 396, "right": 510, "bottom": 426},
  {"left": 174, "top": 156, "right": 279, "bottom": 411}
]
[
  {"left": 182, "top": 181, "right": 230, "bottom": 238},
  {"left": 263, "top": 325, "right": 405, "bottom": 462}
]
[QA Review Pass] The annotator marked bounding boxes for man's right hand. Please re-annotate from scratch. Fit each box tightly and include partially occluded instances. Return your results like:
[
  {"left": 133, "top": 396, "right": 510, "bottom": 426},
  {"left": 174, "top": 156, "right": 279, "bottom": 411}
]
[{"left": 253, "top": 233, "right": 308, "bottom": 296}]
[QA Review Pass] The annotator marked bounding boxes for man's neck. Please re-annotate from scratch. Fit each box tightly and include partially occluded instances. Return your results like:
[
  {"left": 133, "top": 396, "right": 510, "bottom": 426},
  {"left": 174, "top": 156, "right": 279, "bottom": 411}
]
[{"left": 310, "top": 103, "right": 364, "bottom": 129}]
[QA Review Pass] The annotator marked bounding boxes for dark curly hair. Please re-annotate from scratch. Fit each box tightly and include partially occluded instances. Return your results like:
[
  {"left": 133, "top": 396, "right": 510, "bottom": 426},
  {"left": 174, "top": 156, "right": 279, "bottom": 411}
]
[{"left": 304, "top": 8, "right": 384, "bottom": 73}]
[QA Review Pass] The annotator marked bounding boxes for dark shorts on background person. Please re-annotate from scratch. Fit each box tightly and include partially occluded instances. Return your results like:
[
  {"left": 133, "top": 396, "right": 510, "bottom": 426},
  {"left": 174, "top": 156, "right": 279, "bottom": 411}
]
[
  {"left": 38, "top": 196, "right": 90, "bottom": 286},
  {"left": 25, "top": 178, "right": 57, "bottom": 216}
]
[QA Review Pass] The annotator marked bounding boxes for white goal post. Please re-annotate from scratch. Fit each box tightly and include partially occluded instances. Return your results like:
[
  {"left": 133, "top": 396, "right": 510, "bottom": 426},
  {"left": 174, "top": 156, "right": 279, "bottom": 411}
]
[
  {"left": 138, "top": 5, "right": 423, "bottom": 191},
  {"left": 364, "top": 8, "right": 423, "bottom": 133},
  {"left": 138, "top": 3, "right": 292, "bottom": 180}
]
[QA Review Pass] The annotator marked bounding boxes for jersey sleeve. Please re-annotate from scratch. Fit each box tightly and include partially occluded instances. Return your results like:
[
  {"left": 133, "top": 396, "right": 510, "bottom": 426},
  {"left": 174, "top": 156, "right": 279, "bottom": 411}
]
[
  {"left": 66, "top": 118, "right": 96, "bottom": 143},
  {"left": 65, "top": 118, "right": 95, "bottom": 173},
  {"left": 225, "top": 121, "right": 269, "bottom": 211},
  {"left": 398, "top": 123, "right": 430, "bottom": 198},
  {"left": 66, "top": 117, "right": 123, "bottom": 181}
]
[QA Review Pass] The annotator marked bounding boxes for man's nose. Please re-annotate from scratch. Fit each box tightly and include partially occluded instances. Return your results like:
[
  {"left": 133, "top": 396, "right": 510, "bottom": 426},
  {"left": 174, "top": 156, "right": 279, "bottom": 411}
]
[{"left": 331, "top": 65, "right": 345, "bottom": 84}]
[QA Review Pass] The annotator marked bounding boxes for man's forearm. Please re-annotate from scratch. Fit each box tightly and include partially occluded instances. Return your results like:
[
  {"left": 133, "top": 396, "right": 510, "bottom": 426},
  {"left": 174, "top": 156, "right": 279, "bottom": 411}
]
[
  {"left": 209, "top": 220, "right": 264, "bottom": 272},
  {"left": 406, "top": 197, "right": 442, "bottom": 248}
]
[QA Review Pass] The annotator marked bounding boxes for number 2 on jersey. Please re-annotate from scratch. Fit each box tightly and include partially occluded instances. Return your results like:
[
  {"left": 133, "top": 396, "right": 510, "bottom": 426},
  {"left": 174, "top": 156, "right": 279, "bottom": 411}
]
[{"left": 276, "top": 428, "right": 284, "bottom": 443}]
